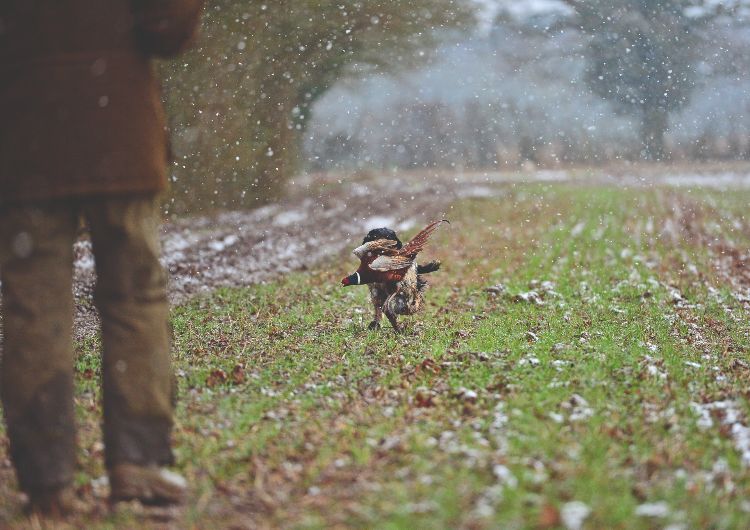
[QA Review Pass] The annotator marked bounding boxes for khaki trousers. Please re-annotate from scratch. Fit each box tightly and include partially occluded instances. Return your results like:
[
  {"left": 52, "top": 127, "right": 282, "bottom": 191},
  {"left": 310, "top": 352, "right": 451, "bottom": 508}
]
[{"left": 0, "top": 194, "right": 174, "bottom": 494}]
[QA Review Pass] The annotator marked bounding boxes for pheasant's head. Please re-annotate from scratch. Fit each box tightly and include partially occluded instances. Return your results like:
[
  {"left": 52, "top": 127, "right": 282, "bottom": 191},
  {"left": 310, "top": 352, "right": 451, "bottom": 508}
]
[
  {"left": 341, "top": 272, "right": 361, "bottom": 286},
  {"left": 341, "top": 228, "right": 402, "bottom": 287}
]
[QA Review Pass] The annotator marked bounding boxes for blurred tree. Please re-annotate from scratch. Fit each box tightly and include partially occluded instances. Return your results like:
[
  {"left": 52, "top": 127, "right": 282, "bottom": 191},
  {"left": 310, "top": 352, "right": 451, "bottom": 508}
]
[
  {"left": 161, "top": 0, "right": 470, "bottom": 212},
  {"left": 564, "top": 0, "right": 702, "bottom": 160}
]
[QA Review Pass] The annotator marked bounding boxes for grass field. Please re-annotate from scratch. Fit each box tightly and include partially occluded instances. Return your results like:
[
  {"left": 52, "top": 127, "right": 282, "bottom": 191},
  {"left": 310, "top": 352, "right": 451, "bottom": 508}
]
[{"left": 3, "top": 180, "right": 750, "bottom": 528}]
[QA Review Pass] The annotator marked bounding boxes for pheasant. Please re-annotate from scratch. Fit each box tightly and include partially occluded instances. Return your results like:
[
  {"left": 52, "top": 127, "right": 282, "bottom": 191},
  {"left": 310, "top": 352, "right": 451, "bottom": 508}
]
[{"left": 341, "top": 220, "right": 447, "bottom": 332}]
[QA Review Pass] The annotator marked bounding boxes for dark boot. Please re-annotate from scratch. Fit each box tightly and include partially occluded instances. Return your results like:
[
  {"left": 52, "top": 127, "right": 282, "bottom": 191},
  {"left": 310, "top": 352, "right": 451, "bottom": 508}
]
[
  {"left": 109, "top": 464, "right": 187, "bottom": 506},
  {"left": 26, "top": 485, "right": 78, "bottom": 519}
]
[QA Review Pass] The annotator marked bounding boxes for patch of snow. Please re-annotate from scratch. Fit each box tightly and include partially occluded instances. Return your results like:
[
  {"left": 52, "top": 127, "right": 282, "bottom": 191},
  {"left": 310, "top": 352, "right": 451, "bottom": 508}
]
[
  {"left": 485, "top": 284, "right": 507, "bottom": 296},
  {"left": 692, "top": 400, "right": 750, "bottom": 465},
  {"left": 362, "top": 215, "right": 396, "bottom": 231},
  {"left": 274, "top": 209, "right": 307, "bottom": 227},
  {"left": 73, "top": 240, "right": 95, "bottom": 272},
  {"left": 534, "top": 169, "right": 570, "bottom": 182},
  {"left": 539, "top": 280, "right": 557, "bottom": 292},
  {"left": 488, "top": 403, "right": 509, "bottom": 452},
  {"left": 561, "top": 501, "right": 591, "bottom": 530},
  {"left": 492, "top": 464, "right": 518, "bottom": 488},
  {"left": 519, "top": 354, "right": 540, "bottom": 366},
  {"left": 512, "top": 290, "right": 545, "bottom": 305},
  {"left": 457, "top": 388, "right": 479, "bottom": 402},
  {"left": 562, "top": 394, "right": 593, "bottom": 422},
  {"left": 207, "top": 234, "right": 239, "bottom": 252},
  {"left": 635, "top": 501, "right": 671, "bottom": 517},
  {"left": 659, "top": 172, "right": 750, "bottom": 189},
  {"left": 570, "top": 222, "right": 585, "bottom": 237},
  {"left": 396, "top": 218, "right": 417, "bottom": 231},
  {"left": 473, "top": 484, "right": 504, "bottom": 518},
  {"left": 646, "top": 364, "right": 668, "bottom": 380},
  {"left": 163, "top": 232, "right": 194, "bottom": 252},
  {"left": 468, "top": 169, "right": 569, "bottom": 184},
  {"left": 90, "top": 475, "right": 109, "bottom": 498},
  {"left": 474, "top": 0, "right": 574, "bottom": 31},
  {"left": 457, "top": 185, "right": 500, "bottom": 199}
]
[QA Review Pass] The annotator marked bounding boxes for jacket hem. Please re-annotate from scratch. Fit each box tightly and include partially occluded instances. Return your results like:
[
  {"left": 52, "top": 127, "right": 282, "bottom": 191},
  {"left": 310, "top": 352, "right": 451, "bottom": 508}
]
[{"left": 0, "top": 181, "right": 168, "bottom": 207}]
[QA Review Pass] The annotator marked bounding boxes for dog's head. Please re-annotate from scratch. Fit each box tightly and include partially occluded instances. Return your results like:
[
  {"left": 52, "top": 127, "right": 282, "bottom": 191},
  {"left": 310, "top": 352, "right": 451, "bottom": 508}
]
[{"left": 362, "top": 227, "right": 402, "bottom": 249}]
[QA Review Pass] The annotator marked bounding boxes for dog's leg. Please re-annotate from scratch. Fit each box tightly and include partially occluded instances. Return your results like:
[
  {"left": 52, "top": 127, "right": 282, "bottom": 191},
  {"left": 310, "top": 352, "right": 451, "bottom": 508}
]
[
  {"left": 383, "top": 293, "right": 404, "bottom": 333},
  {"left": 369, "top": 305, "right": 382, "bottom": 330},
  {"left": 368, "top": 285, "right": 386, "bottom": 330}
]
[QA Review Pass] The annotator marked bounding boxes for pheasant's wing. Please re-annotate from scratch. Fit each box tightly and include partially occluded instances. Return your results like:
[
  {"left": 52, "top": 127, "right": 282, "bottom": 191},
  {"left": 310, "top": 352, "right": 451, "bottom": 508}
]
[
  {"left": 352, "top": 239, "right": 399, "bottom": 259},
  {"left": 369, "top": 254, "right": 414, "bottom": 271},
  {"left": 399, "top": 219, "right": 449, "bottom": 258},
  {"left": 370, "top": 220, "right": 448, "bottom": 271}
]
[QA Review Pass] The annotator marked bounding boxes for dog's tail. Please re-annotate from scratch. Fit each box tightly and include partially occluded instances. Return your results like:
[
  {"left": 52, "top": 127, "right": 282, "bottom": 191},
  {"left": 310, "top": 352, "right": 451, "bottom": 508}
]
[{"left": 417, "top": 260, "right": 441, "bottom": 275}]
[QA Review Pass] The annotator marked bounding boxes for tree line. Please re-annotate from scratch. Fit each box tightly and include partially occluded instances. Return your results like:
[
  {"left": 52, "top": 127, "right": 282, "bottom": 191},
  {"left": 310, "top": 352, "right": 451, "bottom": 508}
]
[
  {"left": 162, "top": 0, "right": 750, "bottom": 213},
  {"left": 161, "top": 0, "right": 470, "bottom": 213}
]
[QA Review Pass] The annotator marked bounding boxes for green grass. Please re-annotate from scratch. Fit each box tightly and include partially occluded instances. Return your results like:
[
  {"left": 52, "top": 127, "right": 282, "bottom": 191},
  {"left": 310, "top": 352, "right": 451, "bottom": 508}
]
[{"left": 3, "top": 183, "right": 750, "bottom": 528}]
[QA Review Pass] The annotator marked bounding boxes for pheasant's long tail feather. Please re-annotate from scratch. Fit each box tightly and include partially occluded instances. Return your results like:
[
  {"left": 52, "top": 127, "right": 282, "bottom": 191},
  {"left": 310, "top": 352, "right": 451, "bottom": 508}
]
[{"left": 401, "top": 220, "right": 449, "bottom": 257}]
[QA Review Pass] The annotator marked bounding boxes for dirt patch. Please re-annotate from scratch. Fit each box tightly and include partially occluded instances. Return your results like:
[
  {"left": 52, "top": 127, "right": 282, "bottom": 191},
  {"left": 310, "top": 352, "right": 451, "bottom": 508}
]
[
  {"left": 69, "top": 172, "right": 492, "bottom": 341},
  {"left": 3, "top": 172, "right": 749, "bottom": 368},
  {"left": 5, "top": 166, "right": 748, "bottom": 342}
]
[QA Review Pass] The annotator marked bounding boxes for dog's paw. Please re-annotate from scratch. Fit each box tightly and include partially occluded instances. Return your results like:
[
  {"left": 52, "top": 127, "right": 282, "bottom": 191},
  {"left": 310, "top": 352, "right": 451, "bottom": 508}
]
[{"left": 368, "top": 320, "right": 381, "bottom": 330}]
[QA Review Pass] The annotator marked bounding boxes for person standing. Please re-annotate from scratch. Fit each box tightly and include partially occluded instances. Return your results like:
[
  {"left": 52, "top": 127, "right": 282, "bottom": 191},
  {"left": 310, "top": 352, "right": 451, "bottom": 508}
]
[{"left": 0, "top": 0, "right": 204, "bottom": 517}]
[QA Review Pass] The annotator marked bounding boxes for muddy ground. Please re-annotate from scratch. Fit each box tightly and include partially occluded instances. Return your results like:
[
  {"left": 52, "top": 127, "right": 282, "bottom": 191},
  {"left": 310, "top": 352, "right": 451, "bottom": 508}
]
[
  {"left": 71, "top": 170, "right": 463, "bottom": 340},
  {"left": 2, "top": 164, "right": 750, "bottom": 527},
  {"left": 67, "top": 163, "right": 750, "bottom": 341}
]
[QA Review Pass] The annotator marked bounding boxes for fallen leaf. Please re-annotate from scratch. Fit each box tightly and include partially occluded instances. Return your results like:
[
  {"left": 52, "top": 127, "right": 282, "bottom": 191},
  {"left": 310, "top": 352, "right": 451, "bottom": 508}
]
[
  {"left": 231, "top": 364, "right": 246, "bottom": 385},
  {"left": 538, "top": 503, "right": 561, "bottom": 528},
  {"left": 206, "top": 369, "right": 227, "bottom": 387}
]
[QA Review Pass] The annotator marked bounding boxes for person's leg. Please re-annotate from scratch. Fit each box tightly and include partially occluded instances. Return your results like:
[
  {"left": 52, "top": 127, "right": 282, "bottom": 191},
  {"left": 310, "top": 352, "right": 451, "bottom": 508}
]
[
  {"left": 83, "top": 194, "right": 183, "bottom": 503},
  {"left": 0, "top": 203, "right": 78, "bottom": 512}
]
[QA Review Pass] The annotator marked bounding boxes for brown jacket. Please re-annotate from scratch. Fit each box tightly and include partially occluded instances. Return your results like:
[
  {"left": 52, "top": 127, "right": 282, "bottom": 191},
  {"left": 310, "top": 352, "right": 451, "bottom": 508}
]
[{"left": 0, "top": 0, "right": 204, "bottom": 204}]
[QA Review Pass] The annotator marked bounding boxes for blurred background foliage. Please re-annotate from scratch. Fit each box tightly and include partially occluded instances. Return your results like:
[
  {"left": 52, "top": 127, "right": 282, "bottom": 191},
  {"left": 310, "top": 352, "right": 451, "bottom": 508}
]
[
  {"left": 567, "top": 0, "right": 704, "bottom": 160},
  {"left": 161, "top": 0, "right": 750, "bottom": 214},
  {"left": 161, "top": 0, "right": 471, "bottom": 213}
]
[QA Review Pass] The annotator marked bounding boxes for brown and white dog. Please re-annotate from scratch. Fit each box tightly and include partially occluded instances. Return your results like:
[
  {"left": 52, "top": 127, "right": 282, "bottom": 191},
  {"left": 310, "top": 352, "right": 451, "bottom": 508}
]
[{"left": 341, "top": 221, "right": 446, "bottom": 332}]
